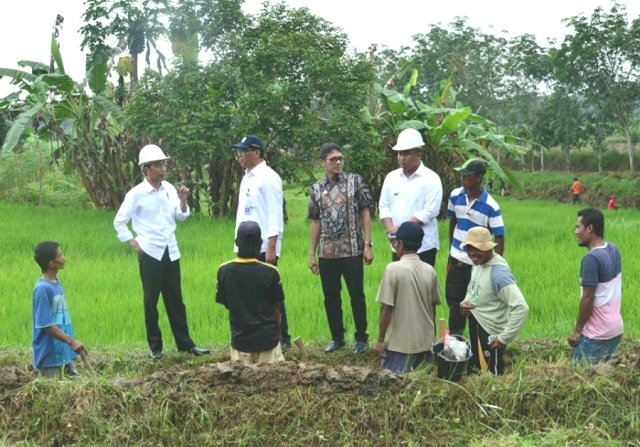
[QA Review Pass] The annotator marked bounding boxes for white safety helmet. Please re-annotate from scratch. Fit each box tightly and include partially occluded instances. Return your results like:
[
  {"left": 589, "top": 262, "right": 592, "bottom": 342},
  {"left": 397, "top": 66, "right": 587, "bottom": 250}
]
[
  {"left": 392, "top": 128, "right": 425, "bottom": 151},
  {"left": 138, "top": 144, "right": 170, "bottom": 167}
]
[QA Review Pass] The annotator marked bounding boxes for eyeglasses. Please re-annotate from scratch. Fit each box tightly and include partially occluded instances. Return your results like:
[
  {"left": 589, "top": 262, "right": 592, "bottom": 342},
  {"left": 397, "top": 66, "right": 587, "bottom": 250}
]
[
  {"left": 324, "top": 156, "right": 344, "bottom": 164},
  {"left": 237, "top": 148, "right": 259, "bottom": 155}
]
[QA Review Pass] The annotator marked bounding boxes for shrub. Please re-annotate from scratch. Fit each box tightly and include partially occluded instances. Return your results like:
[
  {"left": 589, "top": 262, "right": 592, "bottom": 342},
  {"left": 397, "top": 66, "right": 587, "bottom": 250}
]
[{"left": 0, "top": 138, "right": 92, "bottom": 208}]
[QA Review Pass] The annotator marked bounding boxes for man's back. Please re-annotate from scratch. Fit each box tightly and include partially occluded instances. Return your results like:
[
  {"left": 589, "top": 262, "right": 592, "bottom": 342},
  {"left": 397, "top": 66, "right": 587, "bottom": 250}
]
[
  {"left": 216, "top": 260, "right": 284, "bottom": 352},
  {"left": 376, "top": 254, "right": 442, "bottom": 353}
]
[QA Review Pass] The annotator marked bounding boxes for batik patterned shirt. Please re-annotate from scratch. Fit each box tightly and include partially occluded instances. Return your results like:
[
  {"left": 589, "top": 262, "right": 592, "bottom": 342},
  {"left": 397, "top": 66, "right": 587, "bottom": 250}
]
[{"left": 308, "top": 172, "right": 374, "bottom": 259}]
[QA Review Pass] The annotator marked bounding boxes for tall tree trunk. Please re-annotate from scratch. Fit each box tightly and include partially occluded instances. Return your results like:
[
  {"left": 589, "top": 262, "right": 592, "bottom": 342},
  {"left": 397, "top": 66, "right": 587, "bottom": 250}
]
[
  {"left": 130, "top": 53, "right": 139, "bottom": 95},
  {"left": 623, "top": 125, "right": 635, "bottom": 174}
]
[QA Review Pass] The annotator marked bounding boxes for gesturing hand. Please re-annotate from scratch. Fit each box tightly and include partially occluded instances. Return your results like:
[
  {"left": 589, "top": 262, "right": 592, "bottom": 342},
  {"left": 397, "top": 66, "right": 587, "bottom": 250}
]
[{"left": 177, "top": 181, "right": 190, "bottom": 201}]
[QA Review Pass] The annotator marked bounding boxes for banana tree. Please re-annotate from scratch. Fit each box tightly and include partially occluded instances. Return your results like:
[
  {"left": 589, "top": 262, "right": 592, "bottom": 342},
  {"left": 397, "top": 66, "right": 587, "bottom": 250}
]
[
  {"left": 0, "top": 33, "right": 132, "bottom": 210},
  {"left": 364, "top": 61, "right": 533, "bottom": 202}
]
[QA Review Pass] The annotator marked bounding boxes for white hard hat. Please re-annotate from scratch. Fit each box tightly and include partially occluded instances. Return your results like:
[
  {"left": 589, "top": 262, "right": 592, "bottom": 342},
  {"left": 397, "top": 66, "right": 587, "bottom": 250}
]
[
  {"left": 138, "top": 144, "right": 170, "bottom": 167},
  {"left": 392, "top": 128, "right": 424, "bottom": 151}
]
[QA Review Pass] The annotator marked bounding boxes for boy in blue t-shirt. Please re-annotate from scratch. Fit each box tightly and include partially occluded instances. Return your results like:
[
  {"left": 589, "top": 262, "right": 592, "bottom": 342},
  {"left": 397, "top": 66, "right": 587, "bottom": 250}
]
[{"left": 32, "top": 241, "right": 86, "bottom": 379}]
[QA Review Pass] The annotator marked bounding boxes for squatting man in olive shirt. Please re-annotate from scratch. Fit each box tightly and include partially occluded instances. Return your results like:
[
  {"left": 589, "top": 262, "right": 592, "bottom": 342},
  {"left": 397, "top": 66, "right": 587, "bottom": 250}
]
[{"left": 376, "top": 222, "right": 442, "bottom": 374}]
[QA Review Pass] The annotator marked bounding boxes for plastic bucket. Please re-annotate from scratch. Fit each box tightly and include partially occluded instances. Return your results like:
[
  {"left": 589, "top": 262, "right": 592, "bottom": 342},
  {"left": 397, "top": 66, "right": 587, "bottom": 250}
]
[{"left": 432, "top": 335, "right": 472, "bottom": 382}]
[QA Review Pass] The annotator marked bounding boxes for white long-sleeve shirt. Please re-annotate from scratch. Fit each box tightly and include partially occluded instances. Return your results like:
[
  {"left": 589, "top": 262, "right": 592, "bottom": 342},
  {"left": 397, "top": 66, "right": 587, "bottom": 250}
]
[
  {"left": 379, "top": 162, "right": 443, "bottom": 253},
  {"left": 235, "top": 161, "right": 284, "bottom": 255},
  {"left": 114, "top": 179, "right": 190, "bottom": 261}
]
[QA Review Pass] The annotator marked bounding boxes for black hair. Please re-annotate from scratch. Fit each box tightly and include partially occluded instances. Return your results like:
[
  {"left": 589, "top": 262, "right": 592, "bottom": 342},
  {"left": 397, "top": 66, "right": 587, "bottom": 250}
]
[
  {"left": 34, "top": 241, "right": 60, "bottom": 273},
  {"left": 237, "top": 238, "right": 262, "bottom": 259},
  {"left": 574, "top": 177, "right": 578, "bottom": 181},
  {"left": 319, "top": 143, "right": 341, "bottom": 160},
  {"left": 578, "top": 207, "right": 604, "bottom": 238},
  {"left": 398, "top": 239, "right": 421, "bottom": 252}
]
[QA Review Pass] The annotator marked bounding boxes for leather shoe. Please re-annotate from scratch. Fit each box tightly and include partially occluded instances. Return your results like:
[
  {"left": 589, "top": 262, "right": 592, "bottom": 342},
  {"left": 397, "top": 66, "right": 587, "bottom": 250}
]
[
  {"left": 149, "top": 350, "right": 163, "bottom": 360},
  {"left": 188, "top": 347, "right": 210, "bottom": 356},
  {"left": 353, "top": 342, "right": 369, "bottom": 355},
  {"left": 324, "top": 340, "right": 345, "bottom": 353},
  {"left": 280, "top": 340, "right": 292, "bottom": 351}
]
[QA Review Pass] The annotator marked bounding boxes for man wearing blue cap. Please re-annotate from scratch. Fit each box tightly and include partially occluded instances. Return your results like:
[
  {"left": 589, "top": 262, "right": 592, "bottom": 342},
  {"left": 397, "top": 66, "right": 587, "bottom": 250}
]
[
  {"left": 375, "top": 222, "right": 442, "bottom": 374},
  {"left": 232, "top": 135, "right": 291, "bottom": 350}
]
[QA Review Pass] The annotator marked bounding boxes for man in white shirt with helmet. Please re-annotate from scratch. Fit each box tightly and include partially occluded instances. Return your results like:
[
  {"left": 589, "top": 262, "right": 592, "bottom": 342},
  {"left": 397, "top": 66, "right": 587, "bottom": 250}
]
[
  {"left": 114, "top": 144, "right": 210, "bottom": 360},
  {"left": 379, "top": 128, "right": 443, "bottom": 267}
]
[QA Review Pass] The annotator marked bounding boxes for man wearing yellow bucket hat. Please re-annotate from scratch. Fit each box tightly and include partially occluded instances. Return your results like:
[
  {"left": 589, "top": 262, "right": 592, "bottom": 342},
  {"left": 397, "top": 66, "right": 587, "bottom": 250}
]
[{"left": 459, "top": 227, "right": 529, "bottom": 375}]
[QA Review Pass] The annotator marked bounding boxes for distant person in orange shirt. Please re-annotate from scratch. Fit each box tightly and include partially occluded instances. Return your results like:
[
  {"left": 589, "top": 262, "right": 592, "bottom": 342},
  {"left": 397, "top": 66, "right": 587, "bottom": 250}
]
[
  {"left": 571, "top": 178, "right": 582, "bottom": 204},
  {"left": 607, "top": 195, "right": 617, "bottom": 210}
]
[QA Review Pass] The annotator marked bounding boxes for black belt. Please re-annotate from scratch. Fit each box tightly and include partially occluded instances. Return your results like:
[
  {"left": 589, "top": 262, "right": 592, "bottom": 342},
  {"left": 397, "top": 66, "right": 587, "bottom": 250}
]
[{"left": 453, "top": 260, "right": 472, "bottom": 268}]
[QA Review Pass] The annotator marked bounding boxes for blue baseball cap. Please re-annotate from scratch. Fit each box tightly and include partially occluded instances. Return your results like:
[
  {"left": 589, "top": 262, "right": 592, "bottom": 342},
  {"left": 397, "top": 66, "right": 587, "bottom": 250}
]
[
  {"left": 232, "top": 135, "right": 264, "bottom": 153},
  {"left": 388, "top": 222, "right": 424, "bottom": 246},
  {"left": 237, "top": 221, "right": 262, "bottom": 241}
]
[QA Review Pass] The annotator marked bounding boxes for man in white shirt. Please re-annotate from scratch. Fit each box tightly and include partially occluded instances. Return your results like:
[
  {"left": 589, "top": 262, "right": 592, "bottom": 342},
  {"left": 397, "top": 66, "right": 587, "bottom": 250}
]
[
  {"left": 232, "top": 135, "right": 291, "bottom": 350},
  {"left": 114, "top": 144, "right": 210, "bottom": 360},
  {"left": 379, "top": 128, "right": 443, "bottom": 267}
]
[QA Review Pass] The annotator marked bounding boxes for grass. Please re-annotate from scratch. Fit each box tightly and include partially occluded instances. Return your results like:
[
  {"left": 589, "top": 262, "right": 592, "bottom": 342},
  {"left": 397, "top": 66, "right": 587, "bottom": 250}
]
[
  {"left": 1, "top": 182, "right": 640, "bottom": 446},
  {"left": 1, "top": 341, "right": 639, "bottom": 446},
  {"left": 0, "top": 189, "right": 639, "bottom": 350}
]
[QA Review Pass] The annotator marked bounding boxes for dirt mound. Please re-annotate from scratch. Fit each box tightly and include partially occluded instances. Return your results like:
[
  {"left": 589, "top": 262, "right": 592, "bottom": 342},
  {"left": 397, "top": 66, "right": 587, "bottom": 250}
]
[
  {"left": 0, "top": 366, "right": 31, "bottom": 393},
  {"left": 113, "top": 361, "right": 407, "bottom": 395}
]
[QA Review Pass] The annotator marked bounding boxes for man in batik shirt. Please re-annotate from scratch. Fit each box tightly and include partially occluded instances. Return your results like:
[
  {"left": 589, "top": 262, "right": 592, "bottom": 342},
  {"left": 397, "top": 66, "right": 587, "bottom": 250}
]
[{"left": 308, "top": 143, "right": 374, "bottom": 355}]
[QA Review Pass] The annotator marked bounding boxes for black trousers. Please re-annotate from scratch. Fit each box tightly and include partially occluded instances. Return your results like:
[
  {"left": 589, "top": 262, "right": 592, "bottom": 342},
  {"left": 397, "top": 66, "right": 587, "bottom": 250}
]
[
  {"left": 318, "top": 256, "right": 368, "bottom": 343},
  {"left": 468, "top": 313, "right": 504, "bottom": 375},
  {"left": 391, "top": 248, "right": 437, "bottom": 267},
  {"left": 445, "top": 256, "right": 473, "bottom": 335},
  {"left": 139, "top": 249, "right": 195, "bottom": 353},
  {"left": 257, "top": 252, "right": 290, "bottom": 344}
]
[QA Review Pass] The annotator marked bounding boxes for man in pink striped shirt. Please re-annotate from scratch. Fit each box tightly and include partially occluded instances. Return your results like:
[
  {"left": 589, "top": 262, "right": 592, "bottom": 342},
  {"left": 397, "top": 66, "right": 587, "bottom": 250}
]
[{"left": 568, "top": 208, "right": 623, "bottom": 364}]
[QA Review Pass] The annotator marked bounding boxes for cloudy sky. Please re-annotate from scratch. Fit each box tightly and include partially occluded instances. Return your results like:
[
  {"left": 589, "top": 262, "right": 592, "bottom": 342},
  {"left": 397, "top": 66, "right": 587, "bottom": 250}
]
[{"left": 1, "top": 0, "right": 638, "bottom": 96}]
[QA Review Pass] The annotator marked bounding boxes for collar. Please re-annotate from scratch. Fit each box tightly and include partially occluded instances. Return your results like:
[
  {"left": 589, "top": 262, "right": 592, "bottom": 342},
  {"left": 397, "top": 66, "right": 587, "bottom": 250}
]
[
  {"left": 246, "top": 160, "right": 267, "bottom": 176},
  {"left": 399, "top": 253, "right": 421, "bottom": 261},
  {"left": 322, "top": 172, "right": 346, "bottom": 186},
  {"left": 402, "top": 162, "right": 427, "bottom": 179},
  {"left": 142, "top": 178, "right": 165, "bottom": 193},
  {"left": 459, "top": 186, "right": 489, "bottom": 203},
  {"left": 233, "top": 258, "right": 259, "bottom": 263}
]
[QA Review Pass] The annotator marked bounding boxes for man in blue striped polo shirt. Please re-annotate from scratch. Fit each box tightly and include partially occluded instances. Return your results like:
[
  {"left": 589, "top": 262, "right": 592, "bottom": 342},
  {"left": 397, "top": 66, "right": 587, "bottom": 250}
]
[{"left": 446, "top": 159, "right": 505, "bottom": 336}]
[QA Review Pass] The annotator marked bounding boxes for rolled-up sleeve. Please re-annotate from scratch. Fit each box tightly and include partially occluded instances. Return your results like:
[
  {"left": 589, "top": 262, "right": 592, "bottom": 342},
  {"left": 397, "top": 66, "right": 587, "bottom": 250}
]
[
  {"left": 378, "top": 175, "right": 393, "bottom": 220},
  {"left": 413, "top": 175, "right": 442, "bottom": 225},
  {"left": 265, "top": 174, "right": 283, "bottom": 238},
  {"left": 114, "top": 193, "right": 135, "bottom": 242}
]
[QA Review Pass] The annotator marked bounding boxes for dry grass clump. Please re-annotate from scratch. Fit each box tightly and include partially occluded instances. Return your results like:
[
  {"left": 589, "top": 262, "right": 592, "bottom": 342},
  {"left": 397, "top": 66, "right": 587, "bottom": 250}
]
[{"left": 1, "top": 340, "right": 639, "bottom": 446}]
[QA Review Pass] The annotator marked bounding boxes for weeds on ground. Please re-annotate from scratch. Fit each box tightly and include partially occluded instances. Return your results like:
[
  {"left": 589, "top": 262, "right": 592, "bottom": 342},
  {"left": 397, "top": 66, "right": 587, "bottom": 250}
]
[{"left": 1, "top": 340, "right": 639, "bottom": 447}]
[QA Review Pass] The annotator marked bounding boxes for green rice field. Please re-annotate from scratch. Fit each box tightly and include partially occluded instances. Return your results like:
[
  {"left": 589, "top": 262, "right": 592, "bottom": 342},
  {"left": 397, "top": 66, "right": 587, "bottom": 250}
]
[{"left": 1, "top": 193, "right": 638, "bottom": 350}]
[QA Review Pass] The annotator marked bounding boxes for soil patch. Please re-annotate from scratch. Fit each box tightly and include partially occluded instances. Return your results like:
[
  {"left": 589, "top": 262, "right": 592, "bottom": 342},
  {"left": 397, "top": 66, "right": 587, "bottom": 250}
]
[
  {"left": 113, "top": 360, "right": 407, "bottom": 395},
  {"left": 0, "top": 366, "right": 31, "bottom": 393}
]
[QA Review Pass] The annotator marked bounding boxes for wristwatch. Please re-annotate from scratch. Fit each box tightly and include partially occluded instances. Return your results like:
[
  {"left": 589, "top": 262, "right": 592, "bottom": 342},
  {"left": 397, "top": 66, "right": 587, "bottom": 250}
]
[{"left": 365, "top": 241, "right": 373, "bottom": 247}]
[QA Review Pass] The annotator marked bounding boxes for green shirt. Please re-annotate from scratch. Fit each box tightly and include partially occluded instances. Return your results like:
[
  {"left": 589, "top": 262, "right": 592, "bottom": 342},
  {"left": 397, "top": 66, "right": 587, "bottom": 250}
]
[{"left": 463, "top": 254, "right": 529, "bottom": 345}]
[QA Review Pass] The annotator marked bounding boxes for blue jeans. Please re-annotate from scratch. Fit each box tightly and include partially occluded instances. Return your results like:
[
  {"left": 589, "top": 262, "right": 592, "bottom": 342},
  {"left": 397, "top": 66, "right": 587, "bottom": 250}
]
[{"left": 572, "top": 334, "right": 622, "bottom": 365}]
